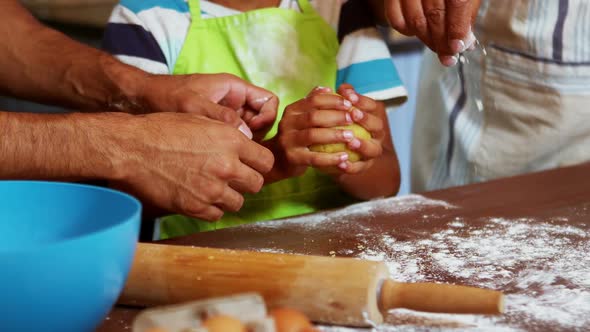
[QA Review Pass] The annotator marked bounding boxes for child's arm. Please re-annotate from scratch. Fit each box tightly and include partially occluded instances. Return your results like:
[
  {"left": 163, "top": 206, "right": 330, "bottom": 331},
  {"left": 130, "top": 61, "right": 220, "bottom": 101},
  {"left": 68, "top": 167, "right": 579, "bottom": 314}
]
[{"left": 334, "top": 84, "right": 400, "bottom": 199}]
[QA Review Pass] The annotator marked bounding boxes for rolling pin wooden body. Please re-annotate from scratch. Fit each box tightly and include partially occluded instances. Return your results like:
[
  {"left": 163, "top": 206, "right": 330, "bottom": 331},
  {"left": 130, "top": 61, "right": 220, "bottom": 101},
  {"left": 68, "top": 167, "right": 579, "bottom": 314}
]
[{"left": 120, "top": 243, "right": 503, "bottom": 327}]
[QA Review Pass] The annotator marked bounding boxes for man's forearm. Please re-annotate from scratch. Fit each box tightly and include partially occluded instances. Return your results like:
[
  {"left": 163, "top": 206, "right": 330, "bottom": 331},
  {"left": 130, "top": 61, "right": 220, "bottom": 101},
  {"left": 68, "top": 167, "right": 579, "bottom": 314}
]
[
  {"left": 0, "top": 1, "right": 148, "bottom": 112},
  {"left": 0, "top": 111, "right": 130, "bottom": 181}
]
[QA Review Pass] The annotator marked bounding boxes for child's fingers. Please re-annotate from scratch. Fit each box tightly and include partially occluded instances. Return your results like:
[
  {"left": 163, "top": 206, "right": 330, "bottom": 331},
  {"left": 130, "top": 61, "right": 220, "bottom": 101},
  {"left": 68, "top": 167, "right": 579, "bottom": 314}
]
[
  {"left": 348, "top": 137, "right": 383, "bottom": 160},
  {"left": 306, "top": 92, "right": 352, "bottom": 111},
  {"left": 292, "top": 110, "right": 352, "bottom": 129},
  {"left": 286, "top": 148, "right": 349, "bottom": 168},
  {"left": 354, "top": 95, "right": 378, "bottom": 112},
  {"left": 350, "top": 108, "right": 384, "bottom": 136},
  {"left": 337, "top": 159, "right": 375, "bottom": 174},
  {"left": 337, "top": 83, "right": 360, "bottom": 104},
  {"left": 291, "top": 128, "right": 355, "bottom": 147},
  {"left": 307, "top": 151, "right": 349, "bottom": 168},
  {"left": 338, "top": 84, "right": 378, "bottom": 111},
  {"left": 307, "top": 86, "right": 334, "bottom": 97}
]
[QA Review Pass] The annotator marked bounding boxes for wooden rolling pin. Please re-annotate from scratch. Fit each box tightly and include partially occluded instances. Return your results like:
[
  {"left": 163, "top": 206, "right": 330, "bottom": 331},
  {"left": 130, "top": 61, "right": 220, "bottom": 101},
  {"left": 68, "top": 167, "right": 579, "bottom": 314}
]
[{"left": 120, "top": 243, "right": 503, "bottom": 327}]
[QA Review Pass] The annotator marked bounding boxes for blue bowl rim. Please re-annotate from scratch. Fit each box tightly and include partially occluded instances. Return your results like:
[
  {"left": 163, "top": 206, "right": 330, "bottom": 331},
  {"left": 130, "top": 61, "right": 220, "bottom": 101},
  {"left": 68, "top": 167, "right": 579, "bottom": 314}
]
[{"left": 0, "top": 180, "right": 142, "bottom": 252}]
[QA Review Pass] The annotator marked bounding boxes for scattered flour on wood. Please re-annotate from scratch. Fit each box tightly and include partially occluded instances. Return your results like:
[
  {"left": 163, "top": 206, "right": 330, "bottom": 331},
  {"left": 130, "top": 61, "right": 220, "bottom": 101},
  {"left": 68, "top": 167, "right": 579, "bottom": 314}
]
[
  {"left": 251, "top": 195, "right": 589, "bottom": 331},
  {"left": 256, "top": 194, "right": 455, "bottom": 230},
  {"left": 324, "top": 218, "right": 590, "bottom": 331}
]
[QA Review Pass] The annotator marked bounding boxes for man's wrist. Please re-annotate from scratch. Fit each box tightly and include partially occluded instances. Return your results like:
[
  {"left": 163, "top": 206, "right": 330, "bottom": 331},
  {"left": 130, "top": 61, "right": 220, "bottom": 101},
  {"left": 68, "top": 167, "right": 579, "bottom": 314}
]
[
  {"left": 75, "top": 112, "right": 138, "bottom": 182},
  {"left": 94, "top": 53, "right": 152, "bottom": 114}
]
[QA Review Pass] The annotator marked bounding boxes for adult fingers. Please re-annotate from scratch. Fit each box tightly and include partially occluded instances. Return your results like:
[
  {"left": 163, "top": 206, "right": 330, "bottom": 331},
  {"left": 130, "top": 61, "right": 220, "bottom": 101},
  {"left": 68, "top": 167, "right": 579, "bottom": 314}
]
[
  {"left": 228, "top": 163, "right": 265, "bottom": 194},
  {"left": 386, "top": 0, "right": 412, "bottom": 35},
  {"left": 180, "top": 97, "right": 243, "bottom": 128},
  {"left": 446, "top": 0, "right": 474, "bottom": 52},
  {"left": 238, "top": 139, "right": 275, "bottom": 175},
  {"left": 401, "top": 0, "right": 433, "bottom": 50},
  {"left": 188, "top": 205, "right": 224, "bottom": 221},
  {"left": 423, "top": 0, "right": 450, "bottom": 56},
  {"left": 177, "top": 188, "right": 225, "bottom": 221},
  {"left": 216, "top": 73, "right": 279, "bottom": 130},
  {"left": 214, "top": 185, "right": 245, "bottom": 213},
  {"left": 248, "top": 94, "right": 279, "bottom": 130}
]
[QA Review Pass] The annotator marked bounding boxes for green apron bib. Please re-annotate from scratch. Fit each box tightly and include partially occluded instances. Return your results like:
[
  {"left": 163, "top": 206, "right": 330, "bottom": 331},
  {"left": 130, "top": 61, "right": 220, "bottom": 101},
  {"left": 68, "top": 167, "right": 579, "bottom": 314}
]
[{"left": 159, "top": 0, "right": 357, "bottom": 238}]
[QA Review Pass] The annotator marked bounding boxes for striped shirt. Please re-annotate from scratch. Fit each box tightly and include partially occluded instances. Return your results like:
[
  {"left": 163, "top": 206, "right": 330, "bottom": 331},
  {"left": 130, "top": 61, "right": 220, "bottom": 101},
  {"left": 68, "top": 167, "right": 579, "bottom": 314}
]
[
  {"left": 412, "top": 0, "right": 590, "bottom": 192},
  {"left": 103, "top": 0, "right": 407, "bottom": 102}
]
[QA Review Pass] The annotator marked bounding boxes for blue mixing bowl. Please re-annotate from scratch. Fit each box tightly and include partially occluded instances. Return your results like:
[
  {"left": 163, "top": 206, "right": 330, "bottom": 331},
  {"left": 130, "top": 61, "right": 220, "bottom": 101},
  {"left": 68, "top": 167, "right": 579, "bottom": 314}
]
[{"left": 0, "top": 181, "right": 141, "bottom": 332}]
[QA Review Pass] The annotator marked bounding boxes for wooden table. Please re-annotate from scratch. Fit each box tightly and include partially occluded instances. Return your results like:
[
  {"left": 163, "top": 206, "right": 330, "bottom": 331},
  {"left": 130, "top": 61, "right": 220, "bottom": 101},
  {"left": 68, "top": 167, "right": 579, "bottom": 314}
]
[{"left": 98, "top": 163, "right": 590, "bottom": 331}]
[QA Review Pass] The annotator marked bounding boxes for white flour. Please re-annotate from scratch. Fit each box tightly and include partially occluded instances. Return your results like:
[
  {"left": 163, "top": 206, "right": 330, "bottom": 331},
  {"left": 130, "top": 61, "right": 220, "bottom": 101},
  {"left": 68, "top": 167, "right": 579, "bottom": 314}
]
[
  {"left": 352, "top": 218, "right": 590, "bottom": 331},
  {"left": 256, "top": 194, "right": 455, "bottom": 230},
  {"left": 250, "top": 195, "right": 590, "bottom": 331}
]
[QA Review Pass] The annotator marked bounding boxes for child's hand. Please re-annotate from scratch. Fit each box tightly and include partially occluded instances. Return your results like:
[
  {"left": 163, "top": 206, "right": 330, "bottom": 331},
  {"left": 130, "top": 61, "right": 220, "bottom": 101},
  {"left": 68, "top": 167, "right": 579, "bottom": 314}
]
[
  {"left": 332, "top": 83, "right": 386, "bottom": 174},
  {"left": 274, "top": 87, "right": 357, "bottom": 178}
]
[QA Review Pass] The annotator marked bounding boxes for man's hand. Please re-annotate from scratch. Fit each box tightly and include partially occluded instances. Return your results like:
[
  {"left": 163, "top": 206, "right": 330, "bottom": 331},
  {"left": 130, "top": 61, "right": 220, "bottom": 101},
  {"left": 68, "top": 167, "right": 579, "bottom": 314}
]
[
  {"left": 0, "top": 1, "right": 278, "bottom": 136},
  {"left": 136, "top": 73, "right": 279, "bottom": 138},
  {"left": 0, "top": 111, "right": 274, "bottom": 221},
  {"left": 109, "top": 112, "right": 275, "bottom": 221},
  {"left": 385, "top": 0, "right": 482, "bottom": 66}
]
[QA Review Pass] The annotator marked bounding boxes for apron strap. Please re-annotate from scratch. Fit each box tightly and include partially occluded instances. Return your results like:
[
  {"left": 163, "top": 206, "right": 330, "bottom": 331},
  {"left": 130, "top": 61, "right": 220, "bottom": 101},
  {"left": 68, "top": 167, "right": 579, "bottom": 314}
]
[
  {"left": 188, "top": 0, "right": 202, "bottom": 21},
  {"left": 296, "top": 0, "right": 314, "bottom": 13}
]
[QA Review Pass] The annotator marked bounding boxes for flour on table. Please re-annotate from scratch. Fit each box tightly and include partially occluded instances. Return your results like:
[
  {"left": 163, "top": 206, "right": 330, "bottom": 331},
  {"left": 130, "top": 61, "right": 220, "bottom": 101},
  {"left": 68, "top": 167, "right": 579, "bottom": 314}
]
[
  {"left": 256, "top": 194, "right": 456, "bottom": 230},
  {"left": 251, "top": 195, "right": 590, "bottom": 331},
  {"left": 333, "top": 218, "right": 589, "bottom": 331}
]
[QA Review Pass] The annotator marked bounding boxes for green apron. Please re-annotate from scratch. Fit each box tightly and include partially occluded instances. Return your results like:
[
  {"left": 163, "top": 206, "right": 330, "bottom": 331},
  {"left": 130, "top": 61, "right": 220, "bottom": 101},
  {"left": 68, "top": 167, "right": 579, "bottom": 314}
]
[{"left": 159, "top": 0, "right": 357, "bottom": 239}]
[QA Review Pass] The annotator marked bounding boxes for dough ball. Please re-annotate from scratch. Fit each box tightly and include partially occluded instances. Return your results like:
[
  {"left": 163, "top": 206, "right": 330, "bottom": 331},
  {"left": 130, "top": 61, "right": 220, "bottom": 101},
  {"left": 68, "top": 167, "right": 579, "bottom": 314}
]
[{"left": 309, "top": 124, "right": 371, "bottom": 162}]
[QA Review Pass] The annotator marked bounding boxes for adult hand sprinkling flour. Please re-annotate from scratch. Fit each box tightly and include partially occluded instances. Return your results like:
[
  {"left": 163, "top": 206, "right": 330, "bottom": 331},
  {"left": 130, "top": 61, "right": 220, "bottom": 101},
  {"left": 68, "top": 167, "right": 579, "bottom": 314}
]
[{"left": 384, "top": 0, "right": 482, "bottom": 66}]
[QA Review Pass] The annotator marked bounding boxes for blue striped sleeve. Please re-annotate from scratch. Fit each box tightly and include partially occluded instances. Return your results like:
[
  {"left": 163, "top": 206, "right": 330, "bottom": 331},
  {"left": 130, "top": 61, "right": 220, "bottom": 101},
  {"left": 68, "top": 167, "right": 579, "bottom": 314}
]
[
  {"left": 102, "top": 23, "right": 168, "bottom": 66},
  {"left": 337, "top": 58, "right": 403, "bottom": 95}
]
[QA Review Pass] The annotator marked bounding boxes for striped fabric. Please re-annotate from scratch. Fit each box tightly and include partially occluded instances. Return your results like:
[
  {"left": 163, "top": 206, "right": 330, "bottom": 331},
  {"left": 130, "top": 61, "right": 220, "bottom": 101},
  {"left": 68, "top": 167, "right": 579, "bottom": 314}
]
[
  {"left": 412, "top": 0, "right": 590, "bottom": 192},
  {"left": 103, "top": 0, "right": 407, "bottom": 104}
]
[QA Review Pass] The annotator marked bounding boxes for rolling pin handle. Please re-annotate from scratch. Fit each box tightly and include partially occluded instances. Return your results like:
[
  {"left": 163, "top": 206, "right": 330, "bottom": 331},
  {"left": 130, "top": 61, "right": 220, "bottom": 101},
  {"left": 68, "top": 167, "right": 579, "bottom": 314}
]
[{"left": 379, "top": 279, "right": 504, "bottom": 315}]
